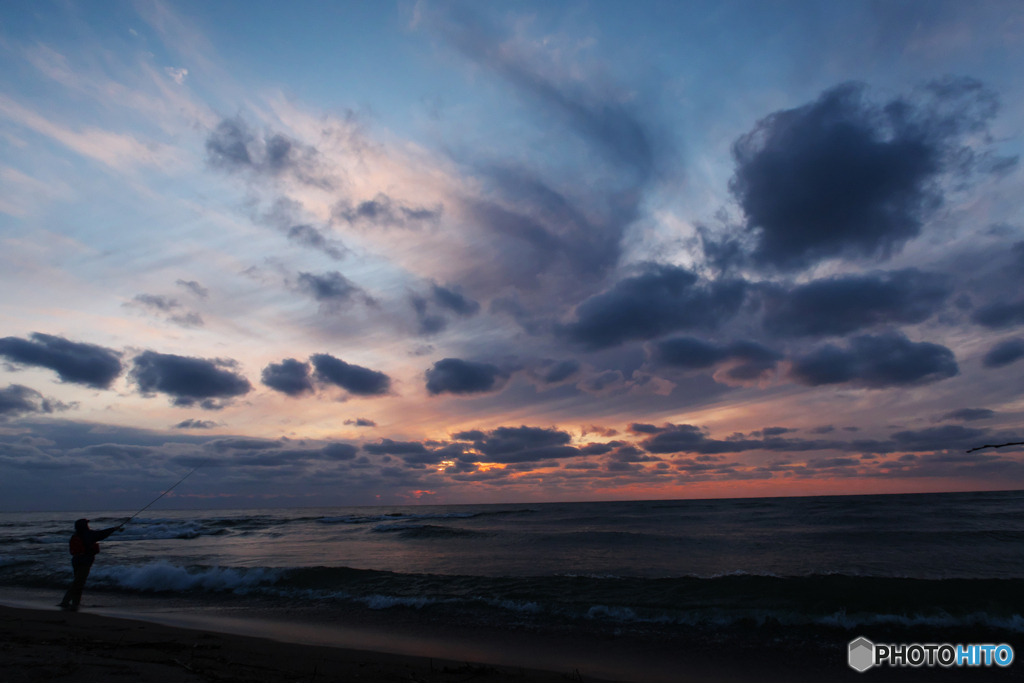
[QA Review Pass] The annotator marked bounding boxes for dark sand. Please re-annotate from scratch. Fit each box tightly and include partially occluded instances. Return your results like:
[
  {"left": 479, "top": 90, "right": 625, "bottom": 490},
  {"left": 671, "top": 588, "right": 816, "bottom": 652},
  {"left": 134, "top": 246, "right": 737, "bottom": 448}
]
[
  {"left": 0, "top": 604, "right": 618, "bottom": 683},
  {"left": 1, "top": 601, "right": 1021, "bottom": 682}
]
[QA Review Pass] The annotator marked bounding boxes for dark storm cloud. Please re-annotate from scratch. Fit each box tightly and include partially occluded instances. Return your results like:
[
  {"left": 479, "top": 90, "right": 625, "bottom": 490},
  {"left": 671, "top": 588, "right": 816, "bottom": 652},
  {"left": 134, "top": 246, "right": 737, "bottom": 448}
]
[
  {"left": 654, "top": 337, "right": 782, "bottom": 383},
  {"left": 296, "top": 271, "right": 372, "bottom": 307},
  {"left": 344, "top": 418, "right": 377, "bottom": 427},
  {"left": 789, "top": 333, "right": 958, "bottom": 388},
  {"left": 261, "top": 358, "right": 314, "bottom": 397},
  {"left": 0, "top": 384, "right": 71, "bottom": 418},
  {"left": 939, "top": 408, "right": 996, "bottom": 422},
  {"left": 310, "top": 353, "right": 391, "bottom": 396},
  {"left": 0, "top": 333, "right": 123, "bottom": 389},
  {"left": 321, "top": 443, "right": 358, "bottom": 460},
  {"left": 130, "top": 351, "right": 252, "bottom": 409},
  {"left": 425, "top": 358, "right": 509, "bottom": 396},
  {"left": 431, "top": 284, "right": 480, "bottom": 317},
  {"left": 287, "top": 225, "right": 347, "bottom": 260},
  {"left": 561, "top": 265, "right": 746, "bottom": 350},
  {"left": 973, "top": 301, "right": 1024, "bottom": 329},
  {"left": 363, "top": 439, "right": 428, "bottom": 456},
  {"left": 172, "top": 419, "right": 216, "bottom": 429},
  {"left": 175, "top": 280, "right": 208, "bottom": 299},
  {"left": 762, "top": 269, "right": 952, "bottom": 337},
  {"left": 982, "top": 338, "right": 1024, "bottom": 368},
  {"left": 205, "top": 117, "right": 328, "bottom": 187},
  {"left": 730, "top": 79, "right": 1005, "bottom": 271},
  {"left": 333, "top": 193, "right": 442, "bottom": 228},
  {"left": 463, "top": 426, "right": 580, "bottom": 464}
]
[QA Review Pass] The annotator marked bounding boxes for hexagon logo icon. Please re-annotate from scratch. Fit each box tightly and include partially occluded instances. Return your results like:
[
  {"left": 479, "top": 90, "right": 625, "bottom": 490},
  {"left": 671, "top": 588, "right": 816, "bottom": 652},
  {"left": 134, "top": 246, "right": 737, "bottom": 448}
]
[{"left": 848, "top": 637, "right": 875, "bottom": 672}]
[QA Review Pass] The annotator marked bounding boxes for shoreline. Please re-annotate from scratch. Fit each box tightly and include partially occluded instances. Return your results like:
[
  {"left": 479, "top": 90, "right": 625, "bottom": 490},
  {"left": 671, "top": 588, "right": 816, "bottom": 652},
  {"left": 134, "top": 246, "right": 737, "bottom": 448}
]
[{"left": 4, "top": 593, "right": 1021, "bottom": 682}]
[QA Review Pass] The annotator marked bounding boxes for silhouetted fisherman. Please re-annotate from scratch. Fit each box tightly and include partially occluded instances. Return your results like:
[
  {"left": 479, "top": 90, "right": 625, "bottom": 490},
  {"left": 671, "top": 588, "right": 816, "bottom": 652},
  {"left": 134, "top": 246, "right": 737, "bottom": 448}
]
[{"left": 59, "top": 518, "right": 123, "bottom": 611}]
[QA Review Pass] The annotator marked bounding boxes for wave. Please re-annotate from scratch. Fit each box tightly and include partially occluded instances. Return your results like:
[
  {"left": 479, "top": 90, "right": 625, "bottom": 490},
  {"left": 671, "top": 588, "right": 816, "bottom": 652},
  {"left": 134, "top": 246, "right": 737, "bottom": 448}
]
[
  {"left": 315, "top": 509, "right": 535, "bottom": 525},
  {"left": 371, "top": 523, "right": 487, "bottom": 539},
  {"left": 4, "top": 560, "right": 1021, "bottom": 632},
  {"left": 90, "top": 561, "right": 283, "bottom": 592}
]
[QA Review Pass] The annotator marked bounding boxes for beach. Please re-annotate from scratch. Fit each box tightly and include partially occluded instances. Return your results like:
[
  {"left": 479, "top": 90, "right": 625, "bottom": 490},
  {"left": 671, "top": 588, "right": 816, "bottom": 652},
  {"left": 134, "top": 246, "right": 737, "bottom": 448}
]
[{"left": 3, "top": 601, "right": 1022, "bottom": 682}]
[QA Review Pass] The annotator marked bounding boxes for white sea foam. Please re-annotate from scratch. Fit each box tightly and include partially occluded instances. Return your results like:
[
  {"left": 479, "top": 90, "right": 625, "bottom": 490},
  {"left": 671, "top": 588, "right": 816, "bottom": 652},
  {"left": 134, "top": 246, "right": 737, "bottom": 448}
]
[
  {"left": 90, "top": 561, "right": 282, "bottom": 593},
  {"left": 118, "top": 521, "right": 227, "bottom": 540}
]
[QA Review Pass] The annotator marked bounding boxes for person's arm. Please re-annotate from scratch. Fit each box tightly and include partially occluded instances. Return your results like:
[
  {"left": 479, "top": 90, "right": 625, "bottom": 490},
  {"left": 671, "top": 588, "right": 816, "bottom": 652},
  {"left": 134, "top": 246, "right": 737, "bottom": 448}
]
[{"left": 94, "top": 527, "right": 120, "bottom": 541}]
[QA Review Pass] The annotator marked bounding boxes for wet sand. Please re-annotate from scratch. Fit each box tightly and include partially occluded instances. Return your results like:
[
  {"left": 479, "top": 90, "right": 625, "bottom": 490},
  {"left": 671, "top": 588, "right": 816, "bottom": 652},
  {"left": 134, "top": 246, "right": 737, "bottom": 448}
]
[
  {"left": 0, "top": 604, "right": 621, "bottom": 683},
  {"left": 2, "top": 601, "right": 1020, "bottom": 682}
]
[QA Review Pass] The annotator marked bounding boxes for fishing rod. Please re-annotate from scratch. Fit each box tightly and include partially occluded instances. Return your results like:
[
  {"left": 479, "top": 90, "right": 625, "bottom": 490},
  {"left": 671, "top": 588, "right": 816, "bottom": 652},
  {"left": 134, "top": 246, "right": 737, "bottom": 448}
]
[{"left": 120, "top": 459, "right": 210, "bottom": 528}]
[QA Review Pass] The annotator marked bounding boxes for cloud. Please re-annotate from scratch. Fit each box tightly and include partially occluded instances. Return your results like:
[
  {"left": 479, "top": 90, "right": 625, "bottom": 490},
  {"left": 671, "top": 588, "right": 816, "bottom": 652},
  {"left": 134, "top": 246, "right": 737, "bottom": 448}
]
[
  {"left": 0, "top": 333, "right": 123, "bottom": 389},
  {"left": 423, "top": 9, "right": 668, "bottom": 292},
  {"left": 526, "top": 359, "right": 582, "bottom": 386},
  {"left": 295, "top": 271, "right": 374, "bottom": 309},
  {"left": 333, "top": 193, "right": 442, "bottom": 229},
  {"left": 939, "top": 408, "right": 995, "bottom": 422},
  {"left": 205, "top": 117, "right": 327, "bottom": 187},
  {"left": 175, "top": 279, "right": 209, "bottom": 299},
  {"left": 433, "top": 7, "right": 658, "bottom": 183},
  {"left": 463, "top": 425, "right": 579, "bottom": 464},
  {"left": 580, "top": 425, "right": 618, "bottom": 437},
  {"left": 654, "top": 337, "right": 782, "bottom": 384},
  {"left": 128, "top": 293, "right": 204, "bottom": 327},
  {"left": 0, "top": 384, "right": 73, "bottom": 418},
  {"left": 425, "top": 358, "right": 509, "bottom": 396},
  {"left": 730, "top": 79, "right": 1005, "bottom": 271},
  {"left": 637, "top": 423, "right": 844, "bottom": 456},
  {"left": 762, "top": 269, "right": 952, "bottom": 337},
  {"left": 130, "top": 351, "right": 252, "bottom": 409},
  {"left": 310, "top": 353, "right": 391, "bottom": 396},
  {"left": 561, "top": 265, "right": 746, "bottom": 350},
  {"left": 363, "top": 438, "right": 428, "bottom": 456},
  {"left": 890, "top": 425, "right": 987, "bottom": 451},
  {"left": 431, "top": 283, "right": 480, "bottom": 317},
  {"left": 409, "top": 283, "right": 481, "bottom": 336},
  {"left": 287, "top": 225, "right": 347, "bottom": 260},
  {"left": 982, "top": 338, "right": 1024, "bottom": 368},
  {"left": 410, "top": 295, "right": 448, "bottom": 336},
  {"left": 972, "top": 300, "right": 1024, "bottom": 329},
  {"left": 172, "top": 419, "right": 216, "bottom": 429},
  {"left": 790, "top": 333, "right": 958, "bottom": 389},
  {"left": 164, "top": 66, "right": 188, "bottom": 84},
  {"left": 261, "top": 359, "right": 314, "bottom": 397},
  {"left": 344, "top": 418, "right": 377, "bottom": 427}
]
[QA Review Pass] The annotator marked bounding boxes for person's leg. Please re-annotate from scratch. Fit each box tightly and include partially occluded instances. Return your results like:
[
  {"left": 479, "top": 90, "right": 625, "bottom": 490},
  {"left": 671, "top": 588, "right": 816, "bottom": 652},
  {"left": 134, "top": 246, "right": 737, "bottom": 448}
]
[
  {"left": 65, "top": 563, "right": 91, "bottom": 609},
  {"left": 59, "top": 563, "right": 80, "bottom": 607}
]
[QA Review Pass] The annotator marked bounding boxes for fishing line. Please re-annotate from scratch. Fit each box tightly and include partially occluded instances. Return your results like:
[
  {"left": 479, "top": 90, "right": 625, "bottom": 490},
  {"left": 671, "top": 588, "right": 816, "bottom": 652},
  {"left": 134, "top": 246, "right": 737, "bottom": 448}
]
[{"left": 120, "top": 459, "right": 210, "bottom": 527}]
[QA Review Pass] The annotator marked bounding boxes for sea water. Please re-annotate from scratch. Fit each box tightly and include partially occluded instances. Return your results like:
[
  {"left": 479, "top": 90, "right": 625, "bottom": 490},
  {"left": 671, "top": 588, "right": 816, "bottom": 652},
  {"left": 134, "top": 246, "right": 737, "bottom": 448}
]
[{"left": 2, "top": 490, "right": 1023, "bottom": 633}]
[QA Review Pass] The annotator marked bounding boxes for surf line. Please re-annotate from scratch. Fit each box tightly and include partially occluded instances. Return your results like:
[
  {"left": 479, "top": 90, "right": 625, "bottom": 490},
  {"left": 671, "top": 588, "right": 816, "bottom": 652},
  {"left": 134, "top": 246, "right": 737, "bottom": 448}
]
[{"left": 119, "top": 459, "right": 210, "bottom": 528}]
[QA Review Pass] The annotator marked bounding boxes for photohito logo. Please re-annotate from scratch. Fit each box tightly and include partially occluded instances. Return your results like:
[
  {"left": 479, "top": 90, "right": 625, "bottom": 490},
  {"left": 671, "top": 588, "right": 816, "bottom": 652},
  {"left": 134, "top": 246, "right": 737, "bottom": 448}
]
[{"left": 848, "top": 637, "right": 1014, "bottom": 671}]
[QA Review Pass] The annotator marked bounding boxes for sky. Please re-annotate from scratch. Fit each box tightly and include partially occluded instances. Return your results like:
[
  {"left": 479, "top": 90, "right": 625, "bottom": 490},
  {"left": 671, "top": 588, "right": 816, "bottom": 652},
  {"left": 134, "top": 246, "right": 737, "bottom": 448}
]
[{"left": 1, "top": 0, "right": 1024, "bottom": 511}]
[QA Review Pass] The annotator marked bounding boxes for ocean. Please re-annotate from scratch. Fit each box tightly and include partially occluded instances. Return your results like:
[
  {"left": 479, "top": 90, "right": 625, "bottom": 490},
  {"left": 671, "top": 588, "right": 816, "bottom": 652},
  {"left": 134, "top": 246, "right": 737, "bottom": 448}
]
[
  {"left": 2, "top": 489, "right": 1022, "bottom": 634},
  {"left": 1, "top": 488, "right": 1023, "bottom": 681}
]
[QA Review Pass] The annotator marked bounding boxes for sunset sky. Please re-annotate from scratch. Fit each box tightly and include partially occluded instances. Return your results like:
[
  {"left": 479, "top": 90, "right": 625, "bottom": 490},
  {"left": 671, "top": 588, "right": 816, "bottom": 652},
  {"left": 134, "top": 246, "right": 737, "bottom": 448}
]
[{"left": 2, "top": 0, "right": 1024, "bottom": 511}]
